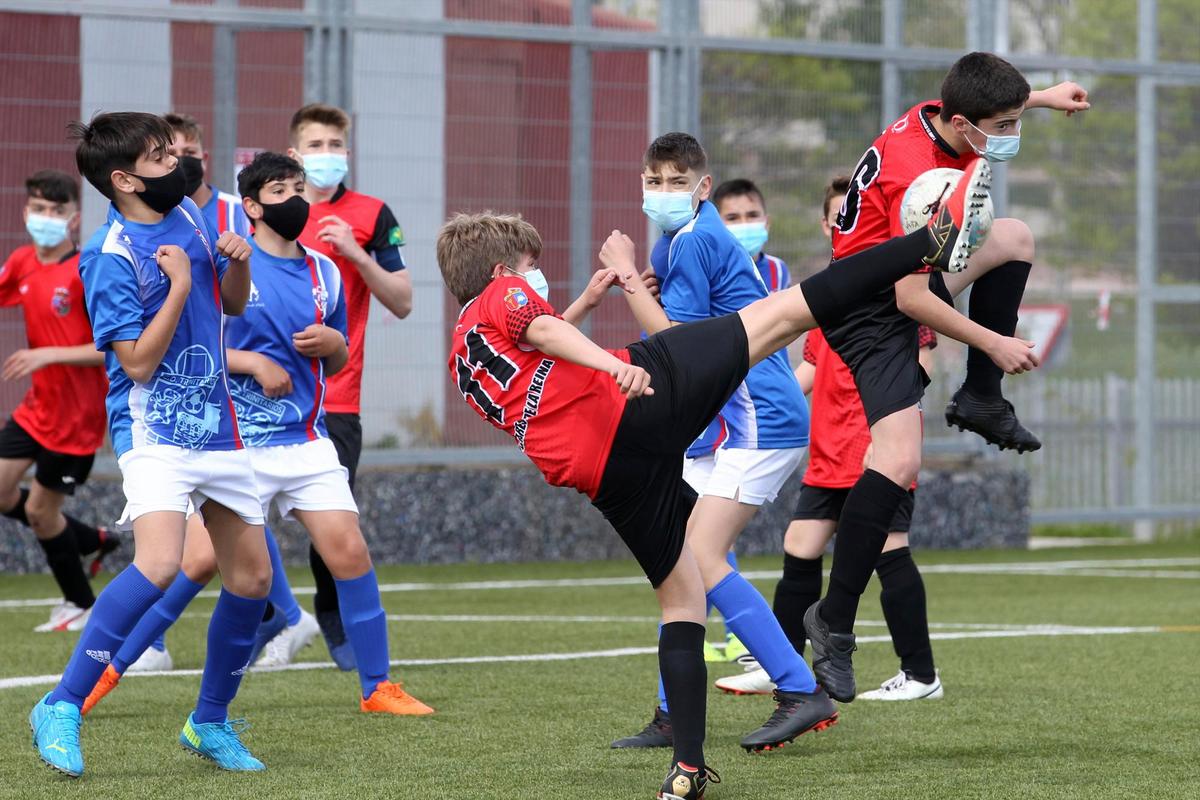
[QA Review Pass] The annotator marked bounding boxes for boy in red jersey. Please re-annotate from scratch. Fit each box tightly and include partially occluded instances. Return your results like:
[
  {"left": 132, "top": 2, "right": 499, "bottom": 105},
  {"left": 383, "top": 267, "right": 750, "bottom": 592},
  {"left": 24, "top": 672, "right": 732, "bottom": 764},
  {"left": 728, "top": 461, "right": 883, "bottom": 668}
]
[
  {"left": 438, "top": 171, "right": 989, "bottom": 799},
  {"left": 0, "top": 170, "right": 116, "bottom": 633},
  {"left": 803, "top": 53, "right": 1089, "bottom": 703},
  {"left": 288, "top": 103, "right": 413, "bottom": 668}
]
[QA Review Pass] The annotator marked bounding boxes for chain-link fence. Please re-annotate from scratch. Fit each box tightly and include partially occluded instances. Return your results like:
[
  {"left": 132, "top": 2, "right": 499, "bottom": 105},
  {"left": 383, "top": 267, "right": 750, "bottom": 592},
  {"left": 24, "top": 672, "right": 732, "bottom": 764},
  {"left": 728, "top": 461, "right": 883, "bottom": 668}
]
[{"left": 0, "top": 0, "right": 1196, "bottom": 526}]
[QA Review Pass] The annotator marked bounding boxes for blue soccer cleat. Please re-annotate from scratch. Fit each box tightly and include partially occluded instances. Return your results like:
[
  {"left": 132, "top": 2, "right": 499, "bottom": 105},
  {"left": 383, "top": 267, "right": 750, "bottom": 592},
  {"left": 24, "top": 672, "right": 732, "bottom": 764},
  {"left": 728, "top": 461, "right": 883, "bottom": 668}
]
[
  {"left": 246, "top": 604, "right": 288, "bottom": 668},
  {"left": 179, "top": 714, "right": 265, "bottom": 771},
  {"left": 29, "top": 692, "right": 84, "bottom": 777}
]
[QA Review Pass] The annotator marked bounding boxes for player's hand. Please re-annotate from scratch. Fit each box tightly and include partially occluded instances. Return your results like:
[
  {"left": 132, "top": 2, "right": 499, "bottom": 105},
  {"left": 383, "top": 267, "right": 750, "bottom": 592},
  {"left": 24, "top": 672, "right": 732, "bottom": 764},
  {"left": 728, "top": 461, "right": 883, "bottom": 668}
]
[
  {"left": 214, "top": 231, "right": 252, "bottom": 263},
  {"left": 316, "top": 215, "right": 366, "bottom": 259},
  {"left": 599, "top": 230, "right": 638, "bottom": 283},
  {"left": 582, "top": 269, "right": 620, "bottom": 307},
  {"left": 611, "top": 362, "right": 654, "bottom": 399},
  {"left": 2, "top": 348, "right": 50, "bottom": 381},
  {"left": 155, "top": 245, "right": 191, "bottom": 288},
  {"left": 1041, "top": 81, "right": 1090, "bottom": 116},
  {"left": 292, "top": 323, "right": 344, "bottom": 359},
  {"left": 640, "top": 266, "right": 660, "bottom": 300},
  {"left": 252, "top": 355, "right": 292, "bottom": 398},
  {"left": 986, "top": 335, "right": 1040, "bottom": 374}
]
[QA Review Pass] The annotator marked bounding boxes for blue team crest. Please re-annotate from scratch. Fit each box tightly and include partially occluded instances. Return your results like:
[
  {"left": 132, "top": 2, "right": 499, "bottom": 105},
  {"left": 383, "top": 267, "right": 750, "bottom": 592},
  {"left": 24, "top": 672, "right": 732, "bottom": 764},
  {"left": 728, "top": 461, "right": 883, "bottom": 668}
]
[
  {"left": 312, "top": 285, "right": 329, "bottom": 318},
  {"left": 230, "top": 379, "right": 302, "bottom": 447},
  {"left": 503, "top": 286, "right": 529, "bottom": 311},
  {"left": 143, "top": 345, "right": 222, "bottom": 448}
]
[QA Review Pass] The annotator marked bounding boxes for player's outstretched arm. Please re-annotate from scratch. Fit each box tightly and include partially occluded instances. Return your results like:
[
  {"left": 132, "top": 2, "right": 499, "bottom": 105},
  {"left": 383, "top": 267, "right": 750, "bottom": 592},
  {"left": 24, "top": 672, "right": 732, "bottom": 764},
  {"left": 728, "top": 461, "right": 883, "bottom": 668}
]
[
  {"left": 1, "top": 345, "right": 104, "bottom": 381},
  {"left": 109, "top": 245, "right": 191, "bottom": 383},
  {"left": 523, "top": 315, "right": 653, "bottom": 398},
  {"left": 562, "top": 268, "right": 626, "bottom": 328},
  {"left": 1027, "top": 81, "right": 1090, "bottom": 116},
  {"left": 215, "top": 231, "right": 253, "bottom": 315},
  {"left": 226, "top": 348, "right": 294, "bottom": 397},
  {"left": 598, "top": 230, "right": 673, "bottom": 334}
]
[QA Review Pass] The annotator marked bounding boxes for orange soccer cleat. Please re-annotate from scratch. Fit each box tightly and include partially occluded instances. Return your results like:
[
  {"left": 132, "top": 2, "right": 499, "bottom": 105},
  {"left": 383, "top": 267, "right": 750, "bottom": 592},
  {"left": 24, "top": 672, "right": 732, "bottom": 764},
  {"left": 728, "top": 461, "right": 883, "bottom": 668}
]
[
  {"left": 359, "top": 681, "right": 434, "bottom": 716},
  {"left": 82, "top": 664, "right": 121, "bottom": 716}
]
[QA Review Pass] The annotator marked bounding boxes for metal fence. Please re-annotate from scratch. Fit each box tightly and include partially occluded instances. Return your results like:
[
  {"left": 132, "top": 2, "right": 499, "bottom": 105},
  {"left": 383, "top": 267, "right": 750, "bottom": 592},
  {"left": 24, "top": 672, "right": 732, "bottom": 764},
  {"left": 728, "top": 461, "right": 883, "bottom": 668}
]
[{"left": 0, "top": 0, "right": 1195, "bottom": 527}]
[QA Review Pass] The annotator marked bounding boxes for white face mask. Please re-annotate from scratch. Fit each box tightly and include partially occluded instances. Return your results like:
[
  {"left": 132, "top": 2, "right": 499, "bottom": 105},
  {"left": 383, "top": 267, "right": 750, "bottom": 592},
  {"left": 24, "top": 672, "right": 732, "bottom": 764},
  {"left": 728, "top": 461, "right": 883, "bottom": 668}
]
[
  {"left": 505, "top": 266, "right": 549, "bottom": 301},
  {"left": 963, "top": 118, "right": 1022, "bottom": 162},
  {"left": 641, "top": 176, "right": 708, "bottom": 231}
]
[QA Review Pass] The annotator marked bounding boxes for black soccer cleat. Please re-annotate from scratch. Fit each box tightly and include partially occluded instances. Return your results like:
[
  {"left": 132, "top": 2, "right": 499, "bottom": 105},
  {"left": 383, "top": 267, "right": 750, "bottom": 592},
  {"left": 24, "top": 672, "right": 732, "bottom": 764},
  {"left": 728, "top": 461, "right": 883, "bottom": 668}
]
[
  {"left": 611, "top": 707, "right": 673, "bottom": 749},
  {"left": 739, "top": 688, "right": 839, "bottom": 752},
  {"left": 803, "top": 601, "right": 857, "bottom": 703},
  {"left": 945, "top": 386, "right": 1042, "bottom": 453},
  {"left": 88, "top": 528, "right": 121, "bottom": 579},
  {"left": 923, "top": 158, "right": 992, "bottom": 273},
  {"left": 658, "top": 761, "right": 720, "bottom": 800}
]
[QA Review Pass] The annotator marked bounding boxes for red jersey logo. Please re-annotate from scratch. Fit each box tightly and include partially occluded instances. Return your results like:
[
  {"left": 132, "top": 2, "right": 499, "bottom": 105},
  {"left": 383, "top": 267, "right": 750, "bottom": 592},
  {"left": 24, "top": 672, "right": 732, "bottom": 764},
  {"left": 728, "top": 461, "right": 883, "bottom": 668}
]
[
  {"left": 503, "top": 286, "right": 529, "bottom": 311},
  {"left": 52, "top": 287, "right": 70, "bottom": 316}
]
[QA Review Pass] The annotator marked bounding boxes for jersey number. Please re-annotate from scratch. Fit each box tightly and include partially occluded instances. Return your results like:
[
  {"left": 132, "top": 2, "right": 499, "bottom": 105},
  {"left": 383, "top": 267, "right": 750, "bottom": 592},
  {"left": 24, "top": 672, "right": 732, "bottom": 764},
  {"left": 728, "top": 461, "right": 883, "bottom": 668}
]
[
  {"left": 456, "top": 327, "right": 518, "bottom": 424},
  {"left": 835, "top": 147, "right": 881, "bottom": 235}
]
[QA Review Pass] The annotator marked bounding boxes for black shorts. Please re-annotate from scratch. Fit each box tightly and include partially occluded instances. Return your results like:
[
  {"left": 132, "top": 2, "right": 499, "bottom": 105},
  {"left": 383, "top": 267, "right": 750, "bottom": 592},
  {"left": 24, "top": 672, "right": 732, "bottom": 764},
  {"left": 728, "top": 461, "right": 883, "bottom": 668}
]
[
  {"left": 592, "top": 314, "right": 750, "bottom": 587},
  {"left": 792, "top": 483, "right": 915, "bottom": 533},
  {"left": 325, "top": 412, "right": 362, "bottom": 489},
  {"left": 0, "top": 418, "right": 94, "bottom": 495}
]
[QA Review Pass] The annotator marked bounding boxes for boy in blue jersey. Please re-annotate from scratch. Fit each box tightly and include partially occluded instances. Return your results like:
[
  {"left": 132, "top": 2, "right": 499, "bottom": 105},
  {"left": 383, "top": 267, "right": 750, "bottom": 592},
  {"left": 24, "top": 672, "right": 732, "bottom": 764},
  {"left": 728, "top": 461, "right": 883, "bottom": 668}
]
[
  {"left": 29, "top": 112, "right": 271, "bottom": 777},
  {"left": 612, "top": 133, "right": 835, "bottom": 754}
]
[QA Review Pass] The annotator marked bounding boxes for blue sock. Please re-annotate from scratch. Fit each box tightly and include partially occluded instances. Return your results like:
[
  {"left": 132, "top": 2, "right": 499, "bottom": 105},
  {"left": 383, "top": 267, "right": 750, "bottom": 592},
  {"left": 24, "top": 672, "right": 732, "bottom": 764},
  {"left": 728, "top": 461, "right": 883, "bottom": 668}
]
[
  {"left": 265, "top": 527, "right": 302, "bottom": 627},
  {"left": 723, "top": 551, "right": 738, "bottom": 639},
  {"left": 335, "top": 569, "right": 390, "bottom": 698},
  {"left": 193, "top": 589, "right": 267, "bottom": 724},
  {"left": 707, "top": 571, "right": 817, "bottom": 693},
  {"left": 49, "top": 565, "right": 164, "bottom": 707},
  {"left": 656, "top": 622, "right": 669, "bottom": 712},
  {"left": 112, "top": 573, "right": 204, "bottom": 673}
]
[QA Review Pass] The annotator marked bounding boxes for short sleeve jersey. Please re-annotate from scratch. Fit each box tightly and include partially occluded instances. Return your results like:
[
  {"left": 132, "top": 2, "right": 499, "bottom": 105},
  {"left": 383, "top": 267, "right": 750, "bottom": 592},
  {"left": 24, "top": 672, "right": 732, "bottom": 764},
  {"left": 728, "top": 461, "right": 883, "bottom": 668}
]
[
  {"left": 755, "top": 252, "right": 790, "bottom": 293},
  {"left": 661, "top": 201, "right": 808, "bottom": 451},
  {"left": 449, "top": 275, "right": 628, "bottom": 497},
  {"left": 201, "top": 186, "right": 252, "bottom": 238},
  {"left": 0, "top": 246, "right": 107, "bottom": 455},
  {"left": 224, "top": 240, "right": 348, "bottom": 447},
  {"left": 81, "top": 197, "right": 242, "bottom": 458},
  {"left": 299, "top": 184, "right": 406, "bottom": 415}
]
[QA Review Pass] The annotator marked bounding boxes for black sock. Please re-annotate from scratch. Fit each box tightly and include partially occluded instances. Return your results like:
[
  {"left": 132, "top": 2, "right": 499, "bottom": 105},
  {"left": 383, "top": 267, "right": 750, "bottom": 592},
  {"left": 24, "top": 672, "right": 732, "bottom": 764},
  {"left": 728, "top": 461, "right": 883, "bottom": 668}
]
[
  {"left": 800, "top": 229, "right": 929, "bottom": 328},
  {"left": 64, "top": 515, "right": 102, "bottom": 556},
  {"left": 659, "top": 621, "right": 706, "bottom": 768},
  {"left": 2, "top": 488, "right": 30, "bottom": 525},
  {"left": 773, "top": 554, "right": 823, "bottom": 655},
  {"left": 38, "top": 529, "right": 95, "bottom": 609},
  {"left": 821, "top": 470, "right": 908, "bottom": 633},
  {"left": 964, "top": 260, "right": 1032, "bottom": 396},
  {"left": 876, "top": 547, "right": 936, "bottom": 682},
  {"left": 310, "top": 544, "right": 340, "bottom": 615}
]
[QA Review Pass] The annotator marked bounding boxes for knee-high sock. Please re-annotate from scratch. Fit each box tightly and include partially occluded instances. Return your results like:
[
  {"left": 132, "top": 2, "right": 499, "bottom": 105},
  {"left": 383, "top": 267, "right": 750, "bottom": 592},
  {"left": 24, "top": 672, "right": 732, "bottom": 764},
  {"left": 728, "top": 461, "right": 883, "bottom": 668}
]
[
  {"left": 708, "top": 571, "right": 816, "bottom": 693},
  {"left": 48, "top": 565, "right": 163, "bottom": 707},
  {"left": 800, "top": 229, "right": 931, "bottom": 328},
  {"left": 264, "top": 527, "right": 301, "bottom": 626},
  {"left": 63, "top": 515, "right": 103, "bottom": 556},
  {"left": 703, "top": 551, "right": 740, "bottom": 638},
  {"left": 113, "top": 573, "right": 204, "bottom": 673},
  {"left": 964, "top": 260, "right": 1032, "bottom": 396},
  {"left": 37, "top": 530, "right": 95, "bottom": 610},
  {"left": 193, "top": 589, "right": 267, "bottom": 723},
  {"left": 773, "top": 554, "right": 823, "bottom": 656},
  {"left": 335, "top": 569, "right": 390, "bottom": 697},
  {"left": 659, "top": 621, "right": 706, "bottom": 768},
  {"left": 822, "top": 470, "right": 908, "bottom": 633},
  {"left": 2, "top": 487, "right": 29, "bottom": 525},
  {"left": 310, "top": 544, "right": 340, "bottom": 616},
  {"left": 877, "top": 547, "right": 936, "bottom": 682}
]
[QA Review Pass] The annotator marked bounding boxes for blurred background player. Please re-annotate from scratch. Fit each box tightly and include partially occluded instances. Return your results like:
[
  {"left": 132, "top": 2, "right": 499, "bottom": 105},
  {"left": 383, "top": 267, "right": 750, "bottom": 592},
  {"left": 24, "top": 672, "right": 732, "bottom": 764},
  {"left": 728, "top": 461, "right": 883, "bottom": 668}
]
[
  {"left": 163, "top": 112, "right": 251, "bottom": 238},
  {"left": 0, "top": 169, "right": 116, "bottom": 633},
  {"left": 288, "top": 103, "right": 413, "bottom": 669}
]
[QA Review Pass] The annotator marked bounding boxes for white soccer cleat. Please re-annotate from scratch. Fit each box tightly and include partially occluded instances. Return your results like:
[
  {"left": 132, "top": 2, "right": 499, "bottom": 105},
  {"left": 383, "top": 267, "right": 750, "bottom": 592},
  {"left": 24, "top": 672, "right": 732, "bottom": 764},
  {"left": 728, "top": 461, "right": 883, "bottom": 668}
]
[
  {"left": 34, "top": 601, "right": 90, "bottom": 633},
  {"left": 714, "top": 667, "right": 776, "bottom": 696},
  {"left": 127, "top": 645, "right": 174, "bottom": 673},
  {"left": 857, "top": 670, "right": 943, "bottom": 701},
  {"left": 256, "top": 608, "right": 321, "bottom": 667}
]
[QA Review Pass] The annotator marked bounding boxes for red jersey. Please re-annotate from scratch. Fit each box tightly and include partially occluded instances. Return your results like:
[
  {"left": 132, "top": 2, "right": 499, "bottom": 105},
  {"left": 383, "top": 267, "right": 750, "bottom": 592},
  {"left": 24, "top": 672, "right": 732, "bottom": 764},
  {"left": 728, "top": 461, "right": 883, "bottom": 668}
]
[
  {"left": 299, "top": 185, "right": 407, "bottom": 414},
  {"left": 449, "top": 276, "right": 628, "bottom": 498},
  {"left": 802, "top": 325, "right": 936, "bottom": 489},
  {"left": 833, "top": 101, "right": 974, "bottom": 264},
  {"left": 0, "top": 246, "right": 107, "bottom": 455}
]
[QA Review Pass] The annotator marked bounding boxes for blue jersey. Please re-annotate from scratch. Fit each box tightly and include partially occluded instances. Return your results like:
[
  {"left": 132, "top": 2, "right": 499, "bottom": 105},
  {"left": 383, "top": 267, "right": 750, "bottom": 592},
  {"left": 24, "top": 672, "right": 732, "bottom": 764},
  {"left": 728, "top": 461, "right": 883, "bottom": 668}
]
[
  {"left": 661, "top": 201, "right": 808, "bottom": 451},
  {"left": 82, "top": 197, "right": 241, "bottom": 458},
  {"left": 755, "top": 252, "right": 790, "bottom": 293},
  {"left": 224, "top": 240, "right": 348, "bottom": 447},
  {"left": 201, "top": 186, "right": 251, "bottom": 238}
]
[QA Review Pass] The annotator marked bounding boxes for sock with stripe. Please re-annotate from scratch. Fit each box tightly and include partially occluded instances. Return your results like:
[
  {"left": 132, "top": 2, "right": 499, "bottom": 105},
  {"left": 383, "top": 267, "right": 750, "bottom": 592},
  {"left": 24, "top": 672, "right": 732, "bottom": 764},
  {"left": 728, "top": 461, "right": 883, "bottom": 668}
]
[
  {"left": 336, "top": 568, "right": 390, "bottom": 698},
  {"left": 112, "top": 572, "right": 205, "bottom": 673},
  {"left": 193, "top": 588, "right": 267, "bottom": 723}
]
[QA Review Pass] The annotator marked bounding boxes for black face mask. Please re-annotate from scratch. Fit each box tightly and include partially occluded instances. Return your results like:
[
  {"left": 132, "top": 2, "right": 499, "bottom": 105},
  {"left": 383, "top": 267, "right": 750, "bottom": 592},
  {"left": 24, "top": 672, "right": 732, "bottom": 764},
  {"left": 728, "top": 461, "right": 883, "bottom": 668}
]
[
  {"left": 130, "top": 163, "right": 188, "bottom": 214},
  {"left": 258, "top": 195, "right": 310, "bottom": 241},
  {"left": 179, "top": 155, "right": 205, "bottom": 196}
]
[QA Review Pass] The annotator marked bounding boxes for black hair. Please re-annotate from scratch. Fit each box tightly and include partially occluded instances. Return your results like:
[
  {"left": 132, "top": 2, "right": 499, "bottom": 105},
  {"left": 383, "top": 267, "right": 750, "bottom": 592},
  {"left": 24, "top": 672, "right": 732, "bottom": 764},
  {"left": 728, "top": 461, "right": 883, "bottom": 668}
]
[
  {"left": 644, "top": 131, "right": 708, "bottom": 173},
  {"left": 823, "top": 175, "right": 851, "bottom": 217},
  {"left": 25, "top": 169, "right": 79, "bottom": 206},
  {"left": 940, "top": 52, "right": 1031, "bottom": 123},
  {"left": 67, "top": 112, "right": 174, "bottom": 200},
  {"left": 237, "top": 151, "right": 305, "bottom": 202},
  {"left": 711, "top": 178, "right": 765, "bottom": 212}
]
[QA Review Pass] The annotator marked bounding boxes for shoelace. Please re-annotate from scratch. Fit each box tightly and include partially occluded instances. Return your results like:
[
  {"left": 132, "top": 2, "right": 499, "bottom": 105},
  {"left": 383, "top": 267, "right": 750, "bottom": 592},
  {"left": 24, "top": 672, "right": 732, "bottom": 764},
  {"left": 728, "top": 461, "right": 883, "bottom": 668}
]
[
  {"left": 212, "top": 718, "right": 254, "bottom": 760},
  {"left": 922, "top": 182, "right": 952, "bottom": 217},
  {"left": 51, "top": 708, "right": 81, "bottom": 750},
  {"left": 879, "top": 672, "right": 909, "bottom": 692},
  {"left": 701, "top": 766, "right": 721, "bottom": 786}
]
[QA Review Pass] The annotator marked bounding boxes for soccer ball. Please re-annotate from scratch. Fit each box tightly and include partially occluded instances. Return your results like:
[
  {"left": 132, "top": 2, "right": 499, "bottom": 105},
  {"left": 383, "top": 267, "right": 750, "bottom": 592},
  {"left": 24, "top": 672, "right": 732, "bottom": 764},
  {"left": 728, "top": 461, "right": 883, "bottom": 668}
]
[{"left": 899, "top": 167, "right": 994, "bottom": 255}]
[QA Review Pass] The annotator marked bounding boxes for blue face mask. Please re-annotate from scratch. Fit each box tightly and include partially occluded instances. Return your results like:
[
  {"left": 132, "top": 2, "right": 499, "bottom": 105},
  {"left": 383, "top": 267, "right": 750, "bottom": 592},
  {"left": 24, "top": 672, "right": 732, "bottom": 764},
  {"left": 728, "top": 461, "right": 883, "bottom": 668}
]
[
  {"left": 727, "top": 221, "right": 769, "bottom": 257},
  {"left": 965, "top": 118, "right": 1021, "bottom": 163},
  {"left": 302, "top": 152, "right": 349, "bottom": 190},
  {"left": 25, "top": 214, "right": 70, "bottom": 249},
  {"left": 507, "top": 266, "right": 549, "bottom": 301},
  {"left": 642, "top": 178, "right": 706, "bottom": 231}
]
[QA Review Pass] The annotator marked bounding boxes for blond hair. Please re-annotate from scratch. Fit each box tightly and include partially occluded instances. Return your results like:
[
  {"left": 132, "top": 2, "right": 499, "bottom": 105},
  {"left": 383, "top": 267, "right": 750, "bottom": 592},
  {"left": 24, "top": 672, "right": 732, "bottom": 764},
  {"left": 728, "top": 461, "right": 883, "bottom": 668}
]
[
  {"left": 163, "top": 112, "right": 203, "bottom": 146},
  {"left": 289, "top": 103, "right": 351, "bottom": 143},
  {"left": 437, "top": 212, "right": 543, "bottom": 305}
]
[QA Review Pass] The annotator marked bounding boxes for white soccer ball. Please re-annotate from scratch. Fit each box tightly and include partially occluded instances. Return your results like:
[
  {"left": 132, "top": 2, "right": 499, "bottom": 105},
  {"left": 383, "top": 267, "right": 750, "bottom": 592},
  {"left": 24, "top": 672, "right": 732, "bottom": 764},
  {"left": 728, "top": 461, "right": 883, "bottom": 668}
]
[{"left": 899, "top": 167, "right": 994, "bottom": 255}]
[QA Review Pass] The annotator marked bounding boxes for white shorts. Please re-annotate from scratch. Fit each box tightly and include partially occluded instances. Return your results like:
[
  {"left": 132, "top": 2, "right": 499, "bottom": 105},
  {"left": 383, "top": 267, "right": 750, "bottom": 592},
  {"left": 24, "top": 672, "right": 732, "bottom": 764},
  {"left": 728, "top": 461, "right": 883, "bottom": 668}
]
[
  {"left": 247, "top": 438, "right": 358, "bottom": 521},
  {"left": 683, "top": 446, "right": 807, "bottom": 506},
  {"left": 116, "top": 446, "right": 265, "bottom": 529}
]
